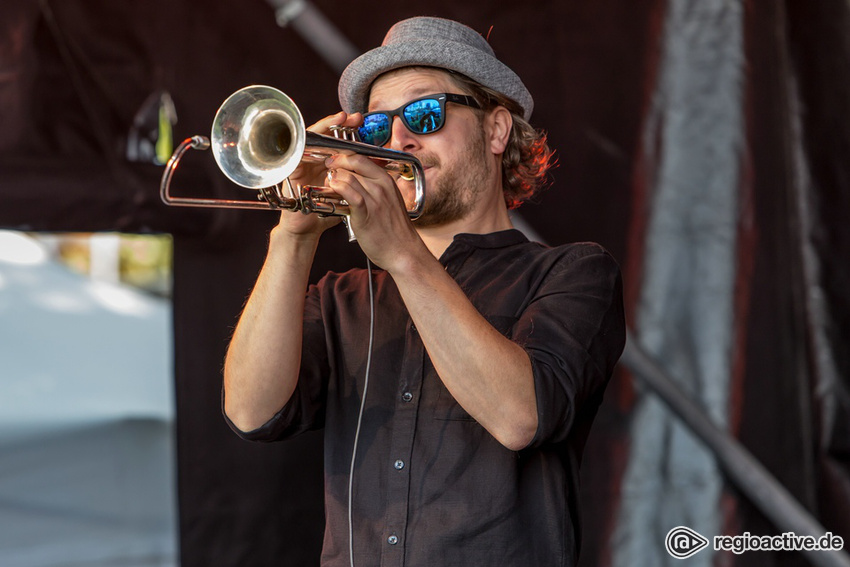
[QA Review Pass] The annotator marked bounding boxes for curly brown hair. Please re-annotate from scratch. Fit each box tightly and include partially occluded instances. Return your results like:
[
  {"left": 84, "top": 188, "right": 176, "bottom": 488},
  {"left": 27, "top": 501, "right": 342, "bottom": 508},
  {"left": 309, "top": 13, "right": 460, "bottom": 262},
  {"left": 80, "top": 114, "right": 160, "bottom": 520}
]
[{"left": 446, "top": 71, "right": 557, "bottom": 209}]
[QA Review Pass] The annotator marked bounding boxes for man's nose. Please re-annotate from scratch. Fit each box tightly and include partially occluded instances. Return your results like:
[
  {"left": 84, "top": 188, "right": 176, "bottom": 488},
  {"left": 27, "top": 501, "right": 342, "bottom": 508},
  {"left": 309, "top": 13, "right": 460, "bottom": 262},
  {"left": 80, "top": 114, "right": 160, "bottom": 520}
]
[{"left": 387, "top": 116, "right": 420, "bottom": 152}]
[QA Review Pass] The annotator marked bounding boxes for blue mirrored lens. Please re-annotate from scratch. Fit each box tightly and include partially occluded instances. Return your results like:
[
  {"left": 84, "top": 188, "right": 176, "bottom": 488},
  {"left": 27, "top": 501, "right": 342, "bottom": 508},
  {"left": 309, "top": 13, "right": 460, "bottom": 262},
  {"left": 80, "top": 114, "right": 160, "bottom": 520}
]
[
  {"left": 359, "top": 114, "right": 391, "bottom": 146},
  {"left": 404, "top": 99, "right": 442, "bottom": 134}
]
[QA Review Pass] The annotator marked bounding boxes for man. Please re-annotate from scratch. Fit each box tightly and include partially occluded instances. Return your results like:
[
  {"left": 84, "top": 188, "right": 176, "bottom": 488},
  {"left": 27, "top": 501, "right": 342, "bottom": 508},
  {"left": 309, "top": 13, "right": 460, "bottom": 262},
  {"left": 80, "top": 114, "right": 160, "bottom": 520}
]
[{"left": 223, "top": 16, "right": 625, "bottom": 567}]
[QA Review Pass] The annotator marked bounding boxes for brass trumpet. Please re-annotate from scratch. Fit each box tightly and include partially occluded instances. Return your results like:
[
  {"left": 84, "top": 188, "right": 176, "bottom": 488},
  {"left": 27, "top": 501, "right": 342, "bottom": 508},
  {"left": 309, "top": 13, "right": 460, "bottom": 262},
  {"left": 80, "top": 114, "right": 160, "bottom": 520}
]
[{"left": 159, "top": 85, "right": 425, "bottom": 219}]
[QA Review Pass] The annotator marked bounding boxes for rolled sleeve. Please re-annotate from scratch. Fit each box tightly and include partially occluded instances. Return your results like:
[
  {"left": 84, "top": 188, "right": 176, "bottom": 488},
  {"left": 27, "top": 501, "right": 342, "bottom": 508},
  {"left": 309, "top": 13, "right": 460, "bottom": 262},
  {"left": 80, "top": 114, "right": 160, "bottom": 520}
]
[{"left": 514, "top": 245, "right": 626, "bottom": 447}]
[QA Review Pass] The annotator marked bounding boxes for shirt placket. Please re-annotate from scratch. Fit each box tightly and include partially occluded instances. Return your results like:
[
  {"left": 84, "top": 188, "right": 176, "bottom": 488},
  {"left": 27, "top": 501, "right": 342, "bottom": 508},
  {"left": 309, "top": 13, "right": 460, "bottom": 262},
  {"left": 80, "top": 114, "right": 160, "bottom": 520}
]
[{"left": 380, "top": 316, "right": 424, "bottom": 567}]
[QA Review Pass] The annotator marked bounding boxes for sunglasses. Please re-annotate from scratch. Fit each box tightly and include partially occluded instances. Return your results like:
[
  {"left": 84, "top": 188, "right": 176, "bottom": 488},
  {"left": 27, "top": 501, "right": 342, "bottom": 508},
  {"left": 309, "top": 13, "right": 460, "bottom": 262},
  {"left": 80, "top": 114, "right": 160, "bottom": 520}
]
[{"left": 357, "top": 93, "right": 481, "bottom": 147}]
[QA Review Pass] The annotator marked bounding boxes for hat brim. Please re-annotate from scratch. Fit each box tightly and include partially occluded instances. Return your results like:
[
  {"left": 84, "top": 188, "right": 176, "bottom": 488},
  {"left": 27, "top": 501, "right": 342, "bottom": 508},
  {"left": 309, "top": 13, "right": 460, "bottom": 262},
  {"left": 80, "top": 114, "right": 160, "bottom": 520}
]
[{"left": 338, "top": 39, "right": 534, "bottom": 121}]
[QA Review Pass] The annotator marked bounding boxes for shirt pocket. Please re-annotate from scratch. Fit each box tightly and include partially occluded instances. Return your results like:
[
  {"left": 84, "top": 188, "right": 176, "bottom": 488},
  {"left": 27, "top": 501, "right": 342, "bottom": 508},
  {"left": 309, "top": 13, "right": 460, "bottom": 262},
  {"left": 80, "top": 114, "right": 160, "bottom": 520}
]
[{"left": 434, "top": 314, "right": 519, "bottom": 421}]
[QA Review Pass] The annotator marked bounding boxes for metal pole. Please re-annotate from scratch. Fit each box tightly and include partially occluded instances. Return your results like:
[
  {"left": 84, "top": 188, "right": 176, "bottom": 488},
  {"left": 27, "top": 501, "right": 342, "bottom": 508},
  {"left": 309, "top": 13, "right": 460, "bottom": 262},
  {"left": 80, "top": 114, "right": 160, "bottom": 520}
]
[
  {"left": 623, "top": 331, "right": 850, "bottom": 567},
  {"left": 267, "top": 0, "right": 359, "bottom": 74}
]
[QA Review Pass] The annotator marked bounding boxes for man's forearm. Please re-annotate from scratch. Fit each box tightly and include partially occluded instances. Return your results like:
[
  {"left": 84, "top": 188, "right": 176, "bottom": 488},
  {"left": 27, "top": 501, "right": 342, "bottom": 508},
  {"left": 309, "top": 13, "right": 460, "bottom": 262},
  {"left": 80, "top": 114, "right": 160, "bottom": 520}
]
[
  {"left": 390, "top": 251, "right": 538, "bottom": 451},
  {"left": 223, "top": 229, "right": 319, "bottom": 433}
]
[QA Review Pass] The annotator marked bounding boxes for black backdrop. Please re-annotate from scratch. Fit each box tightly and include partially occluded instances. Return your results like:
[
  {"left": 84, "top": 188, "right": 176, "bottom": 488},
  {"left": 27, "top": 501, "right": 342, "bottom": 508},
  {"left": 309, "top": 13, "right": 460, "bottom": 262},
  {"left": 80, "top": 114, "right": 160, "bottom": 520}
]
[{"left": 1, "top": 0, "right": 848, "bottom": 565}]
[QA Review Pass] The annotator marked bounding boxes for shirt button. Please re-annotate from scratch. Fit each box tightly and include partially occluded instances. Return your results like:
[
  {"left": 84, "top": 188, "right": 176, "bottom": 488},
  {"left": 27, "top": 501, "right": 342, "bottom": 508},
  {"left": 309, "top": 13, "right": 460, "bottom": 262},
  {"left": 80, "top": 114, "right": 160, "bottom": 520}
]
[
  {"left": 402, "top": 392, "right": 413, "bottom": 402},
  {"left": 410, "top": 323, "right": 417, "bottom": 332},
  {"left": 394, "top": 459, "right": 405, "bottom": 470},
  {"left": 387, "top": 534, "right": 399, "bottom": 545}
]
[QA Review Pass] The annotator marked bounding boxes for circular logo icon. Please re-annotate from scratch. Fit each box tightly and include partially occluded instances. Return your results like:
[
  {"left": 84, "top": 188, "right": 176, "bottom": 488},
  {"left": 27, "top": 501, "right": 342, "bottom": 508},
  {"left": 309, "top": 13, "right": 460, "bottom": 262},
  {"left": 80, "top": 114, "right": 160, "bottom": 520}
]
[{"left": 665, "top": 526, "right": 710, "bottom": 559}]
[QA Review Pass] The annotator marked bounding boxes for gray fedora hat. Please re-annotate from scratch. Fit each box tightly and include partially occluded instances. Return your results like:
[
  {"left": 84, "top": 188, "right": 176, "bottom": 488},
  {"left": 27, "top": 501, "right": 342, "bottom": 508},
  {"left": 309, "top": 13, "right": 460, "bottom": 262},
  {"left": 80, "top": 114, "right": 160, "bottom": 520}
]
[{"left": 338, "top": 16, "right": 534, "bottom": 120}]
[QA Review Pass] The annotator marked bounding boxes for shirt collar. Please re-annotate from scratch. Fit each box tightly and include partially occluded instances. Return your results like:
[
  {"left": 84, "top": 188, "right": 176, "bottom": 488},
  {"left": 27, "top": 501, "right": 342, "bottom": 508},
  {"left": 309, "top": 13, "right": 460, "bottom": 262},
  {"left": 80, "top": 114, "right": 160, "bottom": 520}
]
[
  {"left": 437, "top": 229, "right": 530, "bottom": 269},
  {"left": 450, "top": 228, "right": 530, "bottom": 249}
]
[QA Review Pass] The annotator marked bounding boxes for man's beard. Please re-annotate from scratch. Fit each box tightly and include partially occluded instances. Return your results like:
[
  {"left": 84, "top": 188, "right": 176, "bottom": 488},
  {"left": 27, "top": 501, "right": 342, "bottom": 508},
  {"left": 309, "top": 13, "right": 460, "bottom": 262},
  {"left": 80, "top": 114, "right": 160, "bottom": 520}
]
[{"left": 412, "top": 126, "right": 493, "bottom": 228}]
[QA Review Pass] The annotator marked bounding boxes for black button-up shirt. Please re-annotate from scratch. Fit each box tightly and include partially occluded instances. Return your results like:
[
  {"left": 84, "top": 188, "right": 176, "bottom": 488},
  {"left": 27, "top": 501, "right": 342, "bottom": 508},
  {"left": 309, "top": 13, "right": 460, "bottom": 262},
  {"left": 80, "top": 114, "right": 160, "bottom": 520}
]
[{"left": 229, "top": 229, "right": 625, "bottom": 567}]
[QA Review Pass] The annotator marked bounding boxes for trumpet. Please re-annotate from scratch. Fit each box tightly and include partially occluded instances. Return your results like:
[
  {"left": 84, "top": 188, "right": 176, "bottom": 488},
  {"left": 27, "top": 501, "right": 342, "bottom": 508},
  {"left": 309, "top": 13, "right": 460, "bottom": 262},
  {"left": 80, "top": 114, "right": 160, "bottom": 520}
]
[{"left": 159, "top": 85, "right": 425, "bottom": 219}]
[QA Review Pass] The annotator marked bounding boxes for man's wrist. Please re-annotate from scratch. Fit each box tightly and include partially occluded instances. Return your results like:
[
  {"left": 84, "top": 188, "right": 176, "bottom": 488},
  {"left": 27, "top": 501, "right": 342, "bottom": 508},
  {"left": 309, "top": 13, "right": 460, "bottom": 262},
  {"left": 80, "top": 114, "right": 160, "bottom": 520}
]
[
  {"left": 386, "top": 244, "right": 443, "bottom": 284},
  {"left": 270, "top": 222, "right": 320, "bottom": 245},
  {"left": 269, "top": 225, "right": 321, "bottom": 264}
]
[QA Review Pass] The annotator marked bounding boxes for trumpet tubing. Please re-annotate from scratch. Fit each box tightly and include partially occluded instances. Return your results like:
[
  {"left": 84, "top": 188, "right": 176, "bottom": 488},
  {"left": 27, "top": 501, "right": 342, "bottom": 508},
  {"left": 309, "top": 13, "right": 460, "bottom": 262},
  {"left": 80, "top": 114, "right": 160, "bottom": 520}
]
[{"left": 159, "top": 85, "right": 425, "bottom": 219}]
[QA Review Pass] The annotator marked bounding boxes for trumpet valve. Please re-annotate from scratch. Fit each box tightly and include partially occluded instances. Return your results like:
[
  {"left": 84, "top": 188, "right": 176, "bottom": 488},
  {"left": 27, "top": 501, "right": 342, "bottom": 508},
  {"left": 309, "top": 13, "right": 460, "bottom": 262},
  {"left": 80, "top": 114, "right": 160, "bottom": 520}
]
[{"left": 329, "top": 125, "right": 359, "bottom": 142}]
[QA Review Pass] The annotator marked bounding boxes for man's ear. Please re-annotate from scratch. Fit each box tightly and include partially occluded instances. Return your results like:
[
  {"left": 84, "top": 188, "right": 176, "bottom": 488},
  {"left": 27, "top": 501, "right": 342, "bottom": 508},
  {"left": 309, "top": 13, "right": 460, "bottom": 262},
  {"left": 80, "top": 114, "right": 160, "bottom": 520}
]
[{"left": 487, "top": 106, "right": 513, "bottom": 155}]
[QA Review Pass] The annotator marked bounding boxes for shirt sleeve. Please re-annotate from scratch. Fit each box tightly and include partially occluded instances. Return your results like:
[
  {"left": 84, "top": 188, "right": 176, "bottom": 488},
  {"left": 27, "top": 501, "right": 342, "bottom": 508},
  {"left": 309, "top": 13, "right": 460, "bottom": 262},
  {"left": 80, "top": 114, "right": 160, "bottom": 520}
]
[
  {"left": 513, "top": 244, "right": 626, "bottom": 448},
  {"left": 223, "top": 279, "right": 332, "bottom": 442}
]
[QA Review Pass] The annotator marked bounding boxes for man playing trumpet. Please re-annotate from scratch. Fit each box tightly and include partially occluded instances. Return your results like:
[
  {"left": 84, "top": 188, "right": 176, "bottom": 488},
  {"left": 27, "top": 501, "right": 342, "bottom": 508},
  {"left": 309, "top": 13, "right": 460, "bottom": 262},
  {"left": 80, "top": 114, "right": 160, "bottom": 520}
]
[{"left": 223, "top": 15, "right": 625, "bottom": 567}]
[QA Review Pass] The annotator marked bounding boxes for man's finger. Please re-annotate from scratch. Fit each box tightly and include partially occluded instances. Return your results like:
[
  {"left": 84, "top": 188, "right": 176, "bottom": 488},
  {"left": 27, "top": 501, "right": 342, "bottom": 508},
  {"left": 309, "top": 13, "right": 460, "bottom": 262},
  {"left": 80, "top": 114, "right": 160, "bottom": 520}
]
[
  {"left": 307, "top": 111, "right": 347, "bottom": 133},
  {"left": 325, "top": 153, "right": 388, "bottom": 182}
]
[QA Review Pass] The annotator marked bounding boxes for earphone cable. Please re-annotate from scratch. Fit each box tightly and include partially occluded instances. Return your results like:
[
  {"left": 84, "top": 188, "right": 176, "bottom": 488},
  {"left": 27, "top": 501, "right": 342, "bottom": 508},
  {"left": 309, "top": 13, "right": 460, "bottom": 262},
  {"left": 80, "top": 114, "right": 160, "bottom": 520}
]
[{"left": 348, "top": 257, "right": 375, "bottom": 567}]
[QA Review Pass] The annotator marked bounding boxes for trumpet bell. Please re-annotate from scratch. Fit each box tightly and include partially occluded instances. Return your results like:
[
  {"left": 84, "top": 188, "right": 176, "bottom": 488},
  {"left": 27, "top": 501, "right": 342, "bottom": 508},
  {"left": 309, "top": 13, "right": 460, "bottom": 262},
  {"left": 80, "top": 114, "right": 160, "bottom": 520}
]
[{"left": 211, "top": 86, "right": 306, "bottom": 189}]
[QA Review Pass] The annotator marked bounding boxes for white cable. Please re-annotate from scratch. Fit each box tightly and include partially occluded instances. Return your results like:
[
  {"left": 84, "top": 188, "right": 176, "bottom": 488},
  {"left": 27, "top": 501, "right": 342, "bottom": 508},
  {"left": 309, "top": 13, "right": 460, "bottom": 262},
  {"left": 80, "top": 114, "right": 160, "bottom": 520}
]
[{"left": 348, "top": 257, "right": 375, "bottom": 567}]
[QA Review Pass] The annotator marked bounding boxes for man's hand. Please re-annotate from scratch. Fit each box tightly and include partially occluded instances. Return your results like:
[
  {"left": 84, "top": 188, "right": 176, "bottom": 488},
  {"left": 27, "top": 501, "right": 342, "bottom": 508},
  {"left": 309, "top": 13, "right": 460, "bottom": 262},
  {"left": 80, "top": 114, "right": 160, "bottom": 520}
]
[
  {"left": 274, "top": 111, "right": 364, "bottom": 240},
  {"left": 321, "top": 152, "right": 426, "bottom": 271}
]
